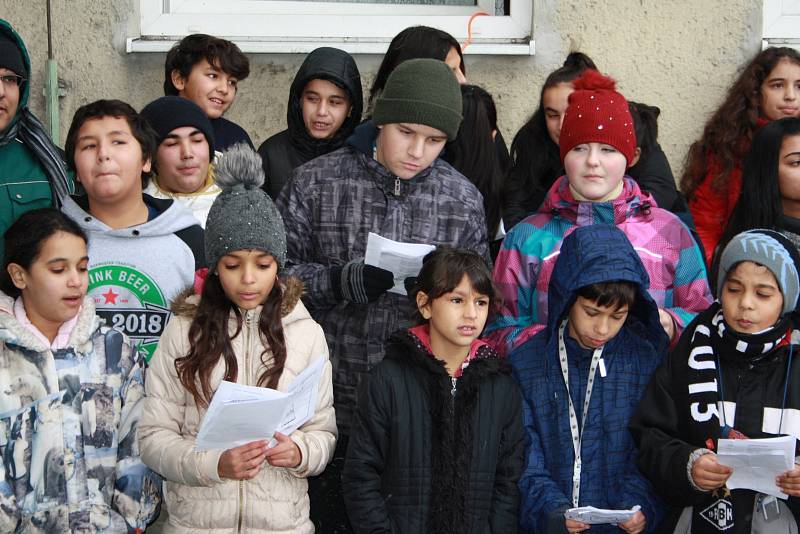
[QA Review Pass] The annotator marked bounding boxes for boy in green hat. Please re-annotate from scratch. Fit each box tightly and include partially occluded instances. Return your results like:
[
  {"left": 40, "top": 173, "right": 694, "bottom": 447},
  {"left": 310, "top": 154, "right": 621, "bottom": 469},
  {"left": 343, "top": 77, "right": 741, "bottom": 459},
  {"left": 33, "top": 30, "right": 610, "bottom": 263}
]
[{"left": 277, "top": 57, "right": 489, "bottom": 530}]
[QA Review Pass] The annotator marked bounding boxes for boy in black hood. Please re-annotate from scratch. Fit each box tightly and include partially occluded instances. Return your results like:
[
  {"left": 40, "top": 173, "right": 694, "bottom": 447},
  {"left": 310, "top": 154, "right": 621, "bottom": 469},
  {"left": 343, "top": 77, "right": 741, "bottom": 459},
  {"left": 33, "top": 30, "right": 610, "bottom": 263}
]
[{"left": 258, "top": 47, "right": 362, "bottom": 199}]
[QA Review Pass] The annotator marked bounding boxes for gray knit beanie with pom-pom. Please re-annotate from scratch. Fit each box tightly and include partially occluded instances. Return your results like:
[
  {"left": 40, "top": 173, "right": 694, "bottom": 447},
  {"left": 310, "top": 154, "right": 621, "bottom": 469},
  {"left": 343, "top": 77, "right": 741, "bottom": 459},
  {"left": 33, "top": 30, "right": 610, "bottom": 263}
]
[{"left": 204, "top": 143, "right": 287, "bottom": 269}]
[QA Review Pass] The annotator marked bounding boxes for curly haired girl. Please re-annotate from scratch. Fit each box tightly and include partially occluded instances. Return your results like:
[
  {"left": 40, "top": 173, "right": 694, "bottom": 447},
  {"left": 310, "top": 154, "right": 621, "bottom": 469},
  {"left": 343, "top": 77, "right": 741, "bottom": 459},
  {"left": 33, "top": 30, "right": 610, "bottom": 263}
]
[{"left": 681, "top": 47, "right": 800, "bottom": 264}]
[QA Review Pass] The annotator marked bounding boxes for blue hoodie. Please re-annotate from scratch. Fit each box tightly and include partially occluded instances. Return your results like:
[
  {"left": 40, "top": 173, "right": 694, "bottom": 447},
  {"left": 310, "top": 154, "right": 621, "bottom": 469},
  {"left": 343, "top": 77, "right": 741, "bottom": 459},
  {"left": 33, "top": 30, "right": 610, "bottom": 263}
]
[{"left": 509, "top": 224, "right": 667, "bottom": 533}]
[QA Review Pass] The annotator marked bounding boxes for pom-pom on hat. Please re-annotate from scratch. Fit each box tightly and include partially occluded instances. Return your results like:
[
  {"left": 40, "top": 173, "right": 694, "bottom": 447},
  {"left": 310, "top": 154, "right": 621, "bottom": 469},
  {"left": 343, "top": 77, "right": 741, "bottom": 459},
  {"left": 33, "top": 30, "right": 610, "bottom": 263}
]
[
  {"left": 717, "top": 229, "right": 800, "bottom": 316},
  {"left": 204, "top": 143, "right": 287, "bottom": 270},
  {"left": 373, "top": 58, "right": 463, "bottom": 139},
  {"left": 558, "top": 69, "right": 636, "bottom": 165}
]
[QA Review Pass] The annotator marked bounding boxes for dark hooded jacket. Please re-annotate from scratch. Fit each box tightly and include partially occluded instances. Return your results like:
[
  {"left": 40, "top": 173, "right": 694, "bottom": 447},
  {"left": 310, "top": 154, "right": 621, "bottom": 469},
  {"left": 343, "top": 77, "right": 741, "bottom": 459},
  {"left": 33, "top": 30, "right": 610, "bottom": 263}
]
[
  {"left": 258, "top": 47, "right": 362, "bottom": 199},
  {"left": 342, "top": 326, "right": 524, "bottom": 534},
  {"left": 509, "top": 224, "right": 668, "bottom": 533},
  {"left": 0, "top": 19, "right": 72, "bottom": 262}
]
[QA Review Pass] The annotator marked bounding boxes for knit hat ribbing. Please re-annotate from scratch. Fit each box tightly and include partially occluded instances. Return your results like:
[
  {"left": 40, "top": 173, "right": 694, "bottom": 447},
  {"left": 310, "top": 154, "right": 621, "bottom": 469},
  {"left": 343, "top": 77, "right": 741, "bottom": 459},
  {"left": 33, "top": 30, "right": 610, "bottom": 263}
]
[
  {"left": 204, "top": 144, "right": 287, "bottom": 269},
  {"left": 140, "top": 96, "right": 215, "bottom": 156},
  {"left": 0, "top": 31, "right": 24, "bottom": 77},
  {"left": 558, "top": 69, "right": 636, "bottom": 164},
  {"left": 373, "top": 58, "right": 462, "bottom": 139},
  {"left": 717, "top": 229, "right": 800, "bottom": 316}
]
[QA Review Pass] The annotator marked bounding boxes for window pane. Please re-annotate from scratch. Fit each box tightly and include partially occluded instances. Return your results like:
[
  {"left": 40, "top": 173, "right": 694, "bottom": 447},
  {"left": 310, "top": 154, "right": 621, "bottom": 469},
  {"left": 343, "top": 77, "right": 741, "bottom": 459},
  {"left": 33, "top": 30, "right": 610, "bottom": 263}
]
[{"left": 262, "top": 0, "right": 477, "bottom": 4}]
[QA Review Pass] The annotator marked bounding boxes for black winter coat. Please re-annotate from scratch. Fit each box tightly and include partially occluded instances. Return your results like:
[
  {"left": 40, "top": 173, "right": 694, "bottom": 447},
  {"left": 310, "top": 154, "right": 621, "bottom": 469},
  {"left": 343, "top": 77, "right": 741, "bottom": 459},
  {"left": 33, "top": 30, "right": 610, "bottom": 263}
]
[
  {"left": 258, "top": 47, "right": 363, "bottom": 199},
  {"left": 342, "top": 329, "right": 524, "bottom": 534},
  {"left": 630, "top": 307, "right": 800, "bottom": 533}
]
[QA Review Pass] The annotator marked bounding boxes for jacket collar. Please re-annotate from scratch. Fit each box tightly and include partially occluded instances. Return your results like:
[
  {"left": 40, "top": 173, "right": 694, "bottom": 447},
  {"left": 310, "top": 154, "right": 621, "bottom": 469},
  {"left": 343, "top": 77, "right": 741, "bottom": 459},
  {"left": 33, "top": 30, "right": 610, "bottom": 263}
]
[
  {"left": 0, "top": 292, "right": 100, "bottom": 353},
  {"left": 386, "top": 326, "right": 506, "bottom": 377},
  {"left": 171, "top": 275, "right": 306, "bottom": 321},
  {"left": 347, "top": 121, "right": 437, "bottom": 196},
  {"left": 540, "top": 175, "right": 654, "bottom": 226}
]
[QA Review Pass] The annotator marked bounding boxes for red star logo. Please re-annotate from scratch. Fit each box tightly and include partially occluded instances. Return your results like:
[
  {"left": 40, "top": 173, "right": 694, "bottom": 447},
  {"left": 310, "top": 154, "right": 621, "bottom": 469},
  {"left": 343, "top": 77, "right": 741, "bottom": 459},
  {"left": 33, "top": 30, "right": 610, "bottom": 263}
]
[{"left": 101, "top": 288, "right": 119, "bottom": 305}]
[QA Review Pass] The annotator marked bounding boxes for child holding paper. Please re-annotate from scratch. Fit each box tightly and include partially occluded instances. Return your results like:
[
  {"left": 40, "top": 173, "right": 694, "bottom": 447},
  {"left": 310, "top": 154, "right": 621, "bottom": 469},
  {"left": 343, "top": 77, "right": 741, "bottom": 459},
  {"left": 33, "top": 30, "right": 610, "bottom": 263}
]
[
  {"left": 342, "top": 247, "right": 524, "bottom": 533},
  {"left": 510, "top": 224, "right": 668, "bottom": 534},
  {"left": 138, "top": 144, "right": 336, "bottom": 533},
  {"left": 631, "top": 229, "right": 800, "bottom": 533}
]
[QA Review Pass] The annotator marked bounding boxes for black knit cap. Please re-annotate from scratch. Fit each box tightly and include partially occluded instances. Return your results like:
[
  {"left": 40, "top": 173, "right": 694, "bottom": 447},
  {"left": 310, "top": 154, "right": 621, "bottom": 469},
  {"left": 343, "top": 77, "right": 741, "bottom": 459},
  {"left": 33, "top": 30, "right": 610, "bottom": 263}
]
[
  {"left": 140, "top": 96, "right": 215, "bottom": 156},
  {"left": 373, "top": 58, "right": 462, "bottom": 139},
  {"left": 0, "top": 31, "right": 24, "bottom": 77}
]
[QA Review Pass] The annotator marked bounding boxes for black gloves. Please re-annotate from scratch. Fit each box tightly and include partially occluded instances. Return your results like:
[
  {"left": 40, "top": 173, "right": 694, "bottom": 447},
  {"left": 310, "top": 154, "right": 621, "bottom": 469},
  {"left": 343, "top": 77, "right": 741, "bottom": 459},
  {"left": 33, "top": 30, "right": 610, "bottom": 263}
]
[{"left": 330, "top": 259, "right": 394, "bottom": 304}]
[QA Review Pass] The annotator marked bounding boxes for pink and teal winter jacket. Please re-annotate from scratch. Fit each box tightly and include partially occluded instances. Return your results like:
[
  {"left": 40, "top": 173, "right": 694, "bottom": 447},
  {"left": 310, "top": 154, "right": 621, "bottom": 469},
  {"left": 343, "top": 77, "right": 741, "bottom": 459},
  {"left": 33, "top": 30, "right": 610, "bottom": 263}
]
[{"left": 485, "top": 176, "right": 712, "bottom": 355}]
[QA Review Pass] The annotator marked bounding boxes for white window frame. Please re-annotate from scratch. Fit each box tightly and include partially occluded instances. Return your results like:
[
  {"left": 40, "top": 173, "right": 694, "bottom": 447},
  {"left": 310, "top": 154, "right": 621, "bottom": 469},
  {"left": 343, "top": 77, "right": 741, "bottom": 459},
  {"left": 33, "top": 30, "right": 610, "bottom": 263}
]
[
  {"left": 127, "top": 0, "right": 534, "bottom": 55},
  {"left": 763, "top": 0, "right": 800, "bottom": 48}
]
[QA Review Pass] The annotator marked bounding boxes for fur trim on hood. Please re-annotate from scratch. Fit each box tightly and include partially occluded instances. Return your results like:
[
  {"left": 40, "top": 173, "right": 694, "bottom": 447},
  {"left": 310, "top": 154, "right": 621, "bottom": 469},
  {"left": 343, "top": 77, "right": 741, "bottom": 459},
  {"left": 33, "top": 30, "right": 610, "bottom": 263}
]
[
  {"left": 171, "top": 275, "right": 306, "bottom": 319},
  {"left": 0, "top": 292, "right": 101, "bottom": 353}
]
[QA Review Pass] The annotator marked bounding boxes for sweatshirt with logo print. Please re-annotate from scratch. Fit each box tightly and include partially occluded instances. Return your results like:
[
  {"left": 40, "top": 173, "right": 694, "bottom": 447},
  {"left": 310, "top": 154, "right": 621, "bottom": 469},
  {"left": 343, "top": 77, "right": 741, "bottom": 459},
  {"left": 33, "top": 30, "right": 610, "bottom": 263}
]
[{"left": 61, "top": 193, "right": 204, "bottom": 360}]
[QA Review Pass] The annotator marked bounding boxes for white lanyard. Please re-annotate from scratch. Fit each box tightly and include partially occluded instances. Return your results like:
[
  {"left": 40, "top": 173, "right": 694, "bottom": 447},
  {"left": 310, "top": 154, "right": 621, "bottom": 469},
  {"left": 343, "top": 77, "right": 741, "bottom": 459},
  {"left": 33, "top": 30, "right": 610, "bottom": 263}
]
[{"left": 558, "top": 320, "right": 605, "bottom": 507}]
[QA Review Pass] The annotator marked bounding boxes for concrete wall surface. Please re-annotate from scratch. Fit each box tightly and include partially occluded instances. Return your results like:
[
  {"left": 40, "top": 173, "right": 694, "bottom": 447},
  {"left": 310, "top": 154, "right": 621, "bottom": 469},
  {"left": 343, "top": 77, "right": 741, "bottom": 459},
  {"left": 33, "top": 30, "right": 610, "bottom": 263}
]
[{"left": 1, "top": 0, "right": 762, "bottom": 177}]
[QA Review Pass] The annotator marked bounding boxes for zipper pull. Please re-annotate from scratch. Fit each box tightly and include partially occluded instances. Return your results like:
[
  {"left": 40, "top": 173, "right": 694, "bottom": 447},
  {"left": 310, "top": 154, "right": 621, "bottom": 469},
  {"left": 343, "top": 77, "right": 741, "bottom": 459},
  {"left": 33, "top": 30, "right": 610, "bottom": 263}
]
[{"left": 394, "top": 177, "right": 401, "bottom": 196}]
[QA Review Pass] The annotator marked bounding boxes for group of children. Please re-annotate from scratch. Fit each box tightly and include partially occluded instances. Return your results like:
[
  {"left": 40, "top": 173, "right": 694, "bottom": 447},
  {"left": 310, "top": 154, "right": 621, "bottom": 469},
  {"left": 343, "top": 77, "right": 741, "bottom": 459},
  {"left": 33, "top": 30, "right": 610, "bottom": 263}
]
[{"left": 3, "top": 13, "right": 800, "bottom": 534}]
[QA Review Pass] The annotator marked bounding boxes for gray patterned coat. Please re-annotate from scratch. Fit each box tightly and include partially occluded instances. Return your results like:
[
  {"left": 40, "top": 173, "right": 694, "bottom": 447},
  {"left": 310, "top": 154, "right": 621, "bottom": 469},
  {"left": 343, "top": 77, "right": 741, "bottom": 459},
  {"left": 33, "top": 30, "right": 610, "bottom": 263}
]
[
  {"left": 277, "top": 123, "right": 490, "bottom": 433},
  {"left": 0, "top": 293, "right": 161, "bottom": 532}
]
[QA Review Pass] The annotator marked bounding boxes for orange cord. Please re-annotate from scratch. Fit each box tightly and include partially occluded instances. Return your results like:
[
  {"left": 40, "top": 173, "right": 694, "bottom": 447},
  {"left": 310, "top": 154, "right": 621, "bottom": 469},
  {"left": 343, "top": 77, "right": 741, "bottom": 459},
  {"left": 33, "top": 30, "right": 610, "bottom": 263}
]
[{"left": 462, "top": 11, "right": 489, "bottom": 51}]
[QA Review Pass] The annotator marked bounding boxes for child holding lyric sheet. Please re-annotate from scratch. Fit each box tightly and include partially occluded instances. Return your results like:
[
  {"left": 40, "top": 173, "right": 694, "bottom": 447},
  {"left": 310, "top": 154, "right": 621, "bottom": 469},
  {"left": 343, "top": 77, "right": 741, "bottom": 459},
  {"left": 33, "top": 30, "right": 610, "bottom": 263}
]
[
  {"left": 342, "top": 247, "right": 524, "bottom": 533},
  {"left": 138, "top": 144, "right": 336, "bottom": 533},
  {"left": 510, "top": 224, "right": 667, "bottom": 534},
  {"left": 631, "top": 229, "right": 800, "bottom": 533}
]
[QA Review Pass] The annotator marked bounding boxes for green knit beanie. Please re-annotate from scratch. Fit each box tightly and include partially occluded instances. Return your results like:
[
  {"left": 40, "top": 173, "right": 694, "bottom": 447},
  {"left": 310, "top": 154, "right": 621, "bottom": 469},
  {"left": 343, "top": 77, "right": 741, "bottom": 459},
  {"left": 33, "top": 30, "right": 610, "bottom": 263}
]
[{"left": 373, "top": 58, "right": 463, "bottom": 139}]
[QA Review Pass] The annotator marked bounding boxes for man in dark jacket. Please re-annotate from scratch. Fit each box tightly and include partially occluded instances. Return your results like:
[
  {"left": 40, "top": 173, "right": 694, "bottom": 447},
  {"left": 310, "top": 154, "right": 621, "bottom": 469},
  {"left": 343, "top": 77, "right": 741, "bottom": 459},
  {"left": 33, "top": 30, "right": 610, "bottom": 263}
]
[
  {"left": 258, "top": 47, "right": 362, "bottom": 199},
  {"left": 277, "top": 57, "right": 489, "bottom": 532},
  {"left": 0, "top": 19, "right": 72, "bottom": 262}
]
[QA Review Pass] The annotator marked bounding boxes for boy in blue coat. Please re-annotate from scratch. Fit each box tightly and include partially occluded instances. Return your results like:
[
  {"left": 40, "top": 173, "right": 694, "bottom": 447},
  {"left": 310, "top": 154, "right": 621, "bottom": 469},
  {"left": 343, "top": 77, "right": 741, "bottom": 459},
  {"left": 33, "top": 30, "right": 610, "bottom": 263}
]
[{"left": 510, "top": 224, "right": 667, "bottom": 533}]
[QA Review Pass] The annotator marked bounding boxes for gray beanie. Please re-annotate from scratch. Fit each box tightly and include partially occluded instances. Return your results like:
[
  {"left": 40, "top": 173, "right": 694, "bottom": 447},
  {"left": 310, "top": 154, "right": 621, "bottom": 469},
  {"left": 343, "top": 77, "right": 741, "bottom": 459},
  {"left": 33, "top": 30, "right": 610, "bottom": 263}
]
[
  {"left": 373, "top": 58, "right": 462, "bottom": 139},
  {"left": 204, "top": 143, "right": 287, "bottom": 269},
  {"left": 717, "top": 229, "right": 800, "bottom": 316}
]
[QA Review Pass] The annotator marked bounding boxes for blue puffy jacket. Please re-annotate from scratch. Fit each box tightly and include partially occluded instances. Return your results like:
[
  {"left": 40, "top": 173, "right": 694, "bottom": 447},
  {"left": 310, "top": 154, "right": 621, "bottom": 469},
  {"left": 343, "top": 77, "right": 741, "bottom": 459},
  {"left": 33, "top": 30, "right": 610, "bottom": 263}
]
[{"left": 509, "top": 224, "right": 668, "bottom": 533}]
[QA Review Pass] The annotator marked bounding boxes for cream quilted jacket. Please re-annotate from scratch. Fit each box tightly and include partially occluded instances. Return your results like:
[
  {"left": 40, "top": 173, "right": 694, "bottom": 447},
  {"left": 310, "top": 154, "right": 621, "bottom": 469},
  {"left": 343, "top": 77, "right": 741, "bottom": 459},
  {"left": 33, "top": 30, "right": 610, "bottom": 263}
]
[{"left": 138, "top": 278, "right": 336, "bottom": 533}]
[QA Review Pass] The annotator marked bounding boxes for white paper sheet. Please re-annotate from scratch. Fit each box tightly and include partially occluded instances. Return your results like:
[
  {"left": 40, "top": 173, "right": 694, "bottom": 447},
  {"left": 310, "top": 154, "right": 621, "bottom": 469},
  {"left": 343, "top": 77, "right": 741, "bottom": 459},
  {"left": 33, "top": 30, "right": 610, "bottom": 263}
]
[
  {"left": 277, "top": 355, "right": 326, "bottom": 436},
  {"left": 195, "top": 356, "right": 326, "bottom": 451},
  {"left": 564, "top": 505, "right": 640, "bottom": 525},
  {"left": 717, "top": 435, "right": 796, "bottom": 499},
  {"left": 364, "top": 232, "right": 436, "bottom": 295}
]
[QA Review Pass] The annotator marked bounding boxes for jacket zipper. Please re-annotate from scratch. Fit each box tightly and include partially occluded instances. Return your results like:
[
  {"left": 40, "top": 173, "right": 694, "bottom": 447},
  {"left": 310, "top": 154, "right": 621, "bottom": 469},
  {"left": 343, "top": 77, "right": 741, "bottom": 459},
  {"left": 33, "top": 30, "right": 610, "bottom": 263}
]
[
  {"left": 237, "top": 310, "right": 255, "bottom": 533},
  {"left": 394, "top": 177, "right": 401, "bottom": 196}
]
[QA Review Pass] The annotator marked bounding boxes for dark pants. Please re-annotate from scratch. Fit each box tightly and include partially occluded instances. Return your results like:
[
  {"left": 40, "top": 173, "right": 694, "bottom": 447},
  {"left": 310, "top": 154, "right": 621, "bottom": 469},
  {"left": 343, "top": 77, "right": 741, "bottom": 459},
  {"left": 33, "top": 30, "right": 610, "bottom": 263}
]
[{"left": 309, "top": 434, "right": 353, "bottom": 533}]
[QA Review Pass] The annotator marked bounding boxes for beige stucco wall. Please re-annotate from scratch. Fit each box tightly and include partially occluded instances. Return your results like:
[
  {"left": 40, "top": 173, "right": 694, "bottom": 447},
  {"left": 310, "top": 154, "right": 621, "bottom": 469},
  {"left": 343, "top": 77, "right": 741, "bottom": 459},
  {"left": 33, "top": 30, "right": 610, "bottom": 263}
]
[{"left": 1, "top": 0, "right": 762, "bottom": 178}]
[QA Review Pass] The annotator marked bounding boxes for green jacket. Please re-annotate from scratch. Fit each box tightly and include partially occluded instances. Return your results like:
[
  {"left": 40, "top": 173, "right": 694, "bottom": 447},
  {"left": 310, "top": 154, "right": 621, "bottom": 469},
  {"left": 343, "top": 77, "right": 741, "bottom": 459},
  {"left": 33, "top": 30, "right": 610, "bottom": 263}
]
[{"left": 0, "top": 19, "right": 72, "bottom": 260}]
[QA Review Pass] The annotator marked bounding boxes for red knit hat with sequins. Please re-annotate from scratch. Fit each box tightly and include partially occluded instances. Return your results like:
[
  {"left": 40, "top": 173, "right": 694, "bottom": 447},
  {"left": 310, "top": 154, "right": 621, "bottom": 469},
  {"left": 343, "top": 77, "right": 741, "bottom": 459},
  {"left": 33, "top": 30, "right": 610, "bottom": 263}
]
[{"left": 558, "top": 69, "right": 636, "bottom": 164}]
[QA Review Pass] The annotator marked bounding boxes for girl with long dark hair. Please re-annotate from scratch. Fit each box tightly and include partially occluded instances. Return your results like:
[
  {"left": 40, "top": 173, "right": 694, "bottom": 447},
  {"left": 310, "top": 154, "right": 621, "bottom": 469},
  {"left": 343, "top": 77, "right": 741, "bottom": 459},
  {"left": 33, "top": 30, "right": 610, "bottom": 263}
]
[
  {"left": 711, "top": 117, "right": 800, "bottom": 288},
  {"left": 681, "top": 47, "right": 800, "bottom": 264},
  {"left": 139, "top": 145, "right": 335, "bottom": 533},
  {"left": 443, "top": 84, "right": 505, "bottom": 258},
  {"left": 368, "top": 25, "right": 465, "bottom": 111},
  {"left": 504, "top": 52, "right": 597, "bottom": 228}
]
